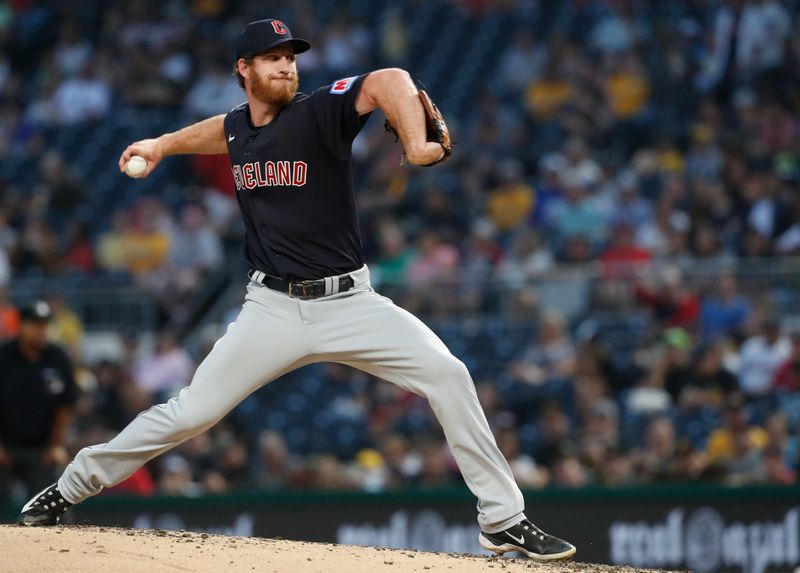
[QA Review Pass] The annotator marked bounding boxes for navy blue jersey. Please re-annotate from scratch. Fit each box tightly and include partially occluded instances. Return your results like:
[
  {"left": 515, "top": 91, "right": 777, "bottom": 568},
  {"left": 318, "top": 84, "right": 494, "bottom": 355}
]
[{"left": 224, "top": 74, "right": 372, "bottom": 280}]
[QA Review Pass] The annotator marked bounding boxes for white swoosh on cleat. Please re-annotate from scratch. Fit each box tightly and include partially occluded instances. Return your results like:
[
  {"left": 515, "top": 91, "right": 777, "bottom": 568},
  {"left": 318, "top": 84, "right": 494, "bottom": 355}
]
[
  {"left": 506, "top": 532, "right": 525, "bottom": 545},
  {"left": 21, "top": 485, "right": 53, "bottom": 512}
]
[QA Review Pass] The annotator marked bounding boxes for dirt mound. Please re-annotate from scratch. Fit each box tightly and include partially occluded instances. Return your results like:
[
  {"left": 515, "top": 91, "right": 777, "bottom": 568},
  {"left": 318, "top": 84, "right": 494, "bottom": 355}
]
[{"left": 0, "top": 525, "right": 677, "bottom": 573}]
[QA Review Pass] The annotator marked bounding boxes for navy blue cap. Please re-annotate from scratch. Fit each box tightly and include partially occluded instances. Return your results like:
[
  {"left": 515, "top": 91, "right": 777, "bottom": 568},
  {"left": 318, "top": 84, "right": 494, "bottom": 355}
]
[
  {"left": 19, "top": 301, "right": 52, "bottom": 322},
  {"left": 235, "top": 19, "right": 311, "bottom": 60}
]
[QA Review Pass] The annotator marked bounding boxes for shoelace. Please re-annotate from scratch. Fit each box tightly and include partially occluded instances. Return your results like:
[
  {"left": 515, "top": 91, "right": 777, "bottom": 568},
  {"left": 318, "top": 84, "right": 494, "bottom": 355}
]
[{"left": 521, "top": 520, "right": 547, "bottom": 541}]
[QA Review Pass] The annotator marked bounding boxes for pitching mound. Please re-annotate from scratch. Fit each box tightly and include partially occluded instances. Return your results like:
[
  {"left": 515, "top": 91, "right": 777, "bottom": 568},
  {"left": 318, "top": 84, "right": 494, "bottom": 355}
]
[{"left": 0, "top": 525, "right": 675, "bottom": 573}]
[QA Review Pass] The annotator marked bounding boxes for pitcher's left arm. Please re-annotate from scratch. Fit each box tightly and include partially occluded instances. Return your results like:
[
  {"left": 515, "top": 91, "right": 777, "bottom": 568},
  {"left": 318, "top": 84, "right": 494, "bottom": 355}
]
[{"left": 356, "top": 68, "right": 452, "bottom": 166}]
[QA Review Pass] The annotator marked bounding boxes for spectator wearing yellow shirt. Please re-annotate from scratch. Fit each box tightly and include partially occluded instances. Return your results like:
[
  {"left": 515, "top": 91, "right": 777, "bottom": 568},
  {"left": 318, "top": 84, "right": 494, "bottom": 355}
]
[
  {"left": 486, "top": 160, "right": 535, "bottom": 233},
  {"left": 603, "top": 53, "right": 650, "bottom": 120},
  {"left": 525, "top": 60, "right": 574, "bottom": 122},
  {"left": 99, "top": 204, "right": 171, "bottom": 276},
  {"left": 97, "top": 210, "right": 129, "bottom": 273},
  {"left": 120, "top": 211, "right": 170, "bottom": 276},
  {"left": 603, "top": 53, "right": 652, "bottom": 156},
  {"left": 44, "top": 293, "right": 84, "bottom": 350},
  {"left": 706, "top": 393, "right": 769, "bottom": 465}
]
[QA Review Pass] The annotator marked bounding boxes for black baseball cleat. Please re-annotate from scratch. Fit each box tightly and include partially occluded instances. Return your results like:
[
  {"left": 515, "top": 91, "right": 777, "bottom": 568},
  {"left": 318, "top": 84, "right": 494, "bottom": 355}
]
[
  {"left": 480, "top": 519, "right": 576, "bottom": 561},
  {"left": 18, "top": 483, "right": 72, "bottom": 526}
]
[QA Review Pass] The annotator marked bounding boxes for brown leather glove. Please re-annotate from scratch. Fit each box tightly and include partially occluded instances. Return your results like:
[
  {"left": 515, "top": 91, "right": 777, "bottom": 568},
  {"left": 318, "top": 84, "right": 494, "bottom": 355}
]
[{"left": 385, "top": 89, "right": 453, "bottom": 167}]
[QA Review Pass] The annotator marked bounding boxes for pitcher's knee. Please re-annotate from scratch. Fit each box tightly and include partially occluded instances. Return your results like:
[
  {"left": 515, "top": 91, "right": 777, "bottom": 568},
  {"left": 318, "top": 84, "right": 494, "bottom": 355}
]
[{"left": 423, "top": 355, "right": 472, "bottom": 387}]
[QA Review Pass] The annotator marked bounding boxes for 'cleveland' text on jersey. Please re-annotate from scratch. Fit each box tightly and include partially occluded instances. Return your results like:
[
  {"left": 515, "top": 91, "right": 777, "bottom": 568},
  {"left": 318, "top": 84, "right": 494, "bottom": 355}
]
[
  {"left": 224, "top": 74, "right": 371, "bottom": 280},
  {"left": 232, "top": 161, "right": 308, "bottom": 189}
]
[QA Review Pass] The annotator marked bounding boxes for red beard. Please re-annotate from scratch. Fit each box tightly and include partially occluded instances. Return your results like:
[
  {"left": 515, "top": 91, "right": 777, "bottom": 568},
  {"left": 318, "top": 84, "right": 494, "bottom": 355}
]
[{"left": 251, "top": 73, "right": 299, "bottom": 106}]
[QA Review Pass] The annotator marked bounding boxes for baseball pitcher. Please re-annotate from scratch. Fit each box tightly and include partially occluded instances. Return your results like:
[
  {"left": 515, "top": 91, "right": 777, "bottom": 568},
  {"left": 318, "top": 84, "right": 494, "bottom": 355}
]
[{"left": 19, "top": 19, "right": 575, "bottom": 561}]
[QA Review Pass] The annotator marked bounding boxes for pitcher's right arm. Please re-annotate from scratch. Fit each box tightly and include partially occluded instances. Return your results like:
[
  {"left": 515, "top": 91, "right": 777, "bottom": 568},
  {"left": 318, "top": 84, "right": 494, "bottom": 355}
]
[{"left": 118, "top": 114, "right": 227, "bottom": 178}]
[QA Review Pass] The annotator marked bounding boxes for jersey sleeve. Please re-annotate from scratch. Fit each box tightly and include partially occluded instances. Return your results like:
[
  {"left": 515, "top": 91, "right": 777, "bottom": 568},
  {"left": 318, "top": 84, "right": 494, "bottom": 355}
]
[
  {"left": 310, "top": 74, "right": 372, "bottom": 161},
  {"left": 224, "top": 102, "right": 247, "bottom": 136}
]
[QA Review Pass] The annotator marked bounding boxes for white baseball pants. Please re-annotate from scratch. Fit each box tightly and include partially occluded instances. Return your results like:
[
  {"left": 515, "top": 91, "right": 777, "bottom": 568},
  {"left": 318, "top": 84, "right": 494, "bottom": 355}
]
[{"left": 58, "top": 265, "right": 525, "bottom": 532}]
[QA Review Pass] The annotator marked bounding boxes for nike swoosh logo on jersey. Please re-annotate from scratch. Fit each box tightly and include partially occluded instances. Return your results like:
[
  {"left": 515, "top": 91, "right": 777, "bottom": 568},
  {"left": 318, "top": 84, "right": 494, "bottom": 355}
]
[
  {"left": 506, "top": 531, "right": 525, "bottom": 545},
  {"left": 228, "top": 134, "right": 235, "bottom": 142}
]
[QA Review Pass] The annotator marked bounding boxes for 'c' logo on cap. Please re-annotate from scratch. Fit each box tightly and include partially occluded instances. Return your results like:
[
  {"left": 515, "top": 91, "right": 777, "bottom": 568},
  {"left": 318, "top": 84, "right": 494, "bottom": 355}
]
[{"left": 272, "top": 20, "right": 288, "bottom": 35}]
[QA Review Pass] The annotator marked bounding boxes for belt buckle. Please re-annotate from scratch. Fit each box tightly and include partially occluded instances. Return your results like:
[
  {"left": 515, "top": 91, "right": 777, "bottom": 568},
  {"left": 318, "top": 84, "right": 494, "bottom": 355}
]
[{"left": 290, "top": 281, "right": 317, "bottom": 300}]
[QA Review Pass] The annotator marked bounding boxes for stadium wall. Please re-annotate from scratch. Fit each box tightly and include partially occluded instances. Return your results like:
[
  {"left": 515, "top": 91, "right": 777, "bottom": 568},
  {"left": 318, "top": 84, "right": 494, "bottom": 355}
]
[{"left": 5, "top": 485, "right": 798, "bottom": 573}]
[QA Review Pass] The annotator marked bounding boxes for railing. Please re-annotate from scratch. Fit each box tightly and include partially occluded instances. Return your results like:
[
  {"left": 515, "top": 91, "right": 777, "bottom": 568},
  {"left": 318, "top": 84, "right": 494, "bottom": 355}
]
[
  {"left": 374, "top": 256, "right": 800, "bottom": 323},
  {"left": 9, "top": 274, "right": 157, "bottom": 333},
  {"left": 7, "top": 256, "right": 800, "bottom": 340}
]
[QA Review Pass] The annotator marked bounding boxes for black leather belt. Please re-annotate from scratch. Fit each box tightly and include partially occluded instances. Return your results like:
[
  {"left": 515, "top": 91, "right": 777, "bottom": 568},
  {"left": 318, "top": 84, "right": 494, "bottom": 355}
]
[{"left": 247, "top": 269, "right": 355, "bottom": 300}]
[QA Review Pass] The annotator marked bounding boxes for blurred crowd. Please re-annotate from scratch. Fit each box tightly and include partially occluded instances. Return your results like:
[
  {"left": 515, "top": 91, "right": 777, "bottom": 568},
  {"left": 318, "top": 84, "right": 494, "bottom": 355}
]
[
  {"left": 3, "top": 282, "right": 799, "bottom": 501},
  {"left": 1, "top": 0, "right": 800, "bottom": 502}
]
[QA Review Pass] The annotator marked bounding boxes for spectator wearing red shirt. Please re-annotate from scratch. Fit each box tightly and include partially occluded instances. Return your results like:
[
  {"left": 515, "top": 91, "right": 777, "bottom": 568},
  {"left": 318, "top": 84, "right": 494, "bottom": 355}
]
[
  {"left": 774, "top": 331, "right": 800, "bottom": 392},
  {"left": 0, "top": 288, "right": 20, "bottom": 340},
  {"left": 600, "top": 221, "right": 652, "bottom": 278},
  {"left": 106, "top": 467, "right": 156, "bottom": 496},
  {"left": 635, "top": 266, "right": 700, "bottom": 328},
  {"left": 62, "top": 221, "right": 95, "bottom": 274},
  {"left": 191, "top": 154, "right": 236, "bottom": 198}
]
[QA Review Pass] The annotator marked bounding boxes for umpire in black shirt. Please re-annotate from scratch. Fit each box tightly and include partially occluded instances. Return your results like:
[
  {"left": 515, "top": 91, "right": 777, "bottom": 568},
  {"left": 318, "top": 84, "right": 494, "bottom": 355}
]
[{"left": 0, "top": 301, "right": 78, "bottom": 504}]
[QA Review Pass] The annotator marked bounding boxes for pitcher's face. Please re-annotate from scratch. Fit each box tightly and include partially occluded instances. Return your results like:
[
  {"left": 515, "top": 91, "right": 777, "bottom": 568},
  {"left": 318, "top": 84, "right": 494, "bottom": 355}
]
[{"left": 241, "top": 45, "right": 299, "bottom": 106}]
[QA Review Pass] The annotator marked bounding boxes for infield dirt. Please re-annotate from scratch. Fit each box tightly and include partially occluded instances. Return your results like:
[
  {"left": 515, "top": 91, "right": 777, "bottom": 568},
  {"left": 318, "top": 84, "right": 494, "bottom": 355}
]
[{"left": 0, "top": 524, "right": 682, "bottom": 573}]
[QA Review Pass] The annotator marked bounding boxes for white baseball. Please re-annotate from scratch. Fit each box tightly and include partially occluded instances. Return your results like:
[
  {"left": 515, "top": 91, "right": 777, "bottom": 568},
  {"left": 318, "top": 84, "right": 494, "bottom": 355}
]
[{"left": 125, "top": 155, "right": 148, "bottom": 178}]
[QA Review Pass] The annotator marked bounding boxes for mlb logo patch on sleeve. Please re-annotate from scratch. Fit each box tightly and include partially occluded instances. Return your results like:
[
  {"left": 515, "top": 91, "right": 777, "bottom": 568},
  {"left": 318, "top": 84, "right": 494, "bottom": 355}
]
[{"left": 330, "top": 77, "right": 357, "bottom": 94}]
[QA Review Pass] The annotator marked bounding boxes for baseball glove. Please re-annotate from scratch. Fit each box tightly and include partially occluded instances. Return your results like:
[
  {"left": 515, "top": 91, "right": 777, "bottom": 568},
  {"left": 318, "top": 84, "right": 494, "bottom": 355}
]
[{"left": 385, "top": 89, "right": 453, "bottom": 167}]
